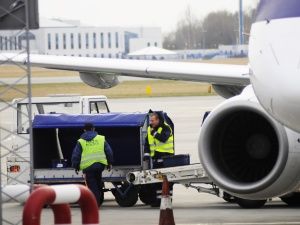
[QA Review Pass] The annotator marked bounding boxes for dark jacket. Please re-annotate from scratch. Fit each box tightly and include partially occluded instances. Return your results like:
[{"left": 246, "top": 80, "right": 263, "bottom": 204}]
[
  {"left": 71, "top": 131, "right": 114, "bottom": 172},
  {"left": 144, "top": 117, "right": 172, "bottom": 158}
]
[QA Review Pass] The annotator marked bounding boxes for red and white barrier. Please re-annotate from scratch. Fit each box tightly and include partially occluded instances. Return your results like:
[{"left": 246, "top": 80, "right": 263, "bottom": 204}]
[
  {"left": 1, "top": 184, "right": 46, "bottom": 203},
  {"left": 2, "top": 184, "right": 30, "bottom": 203},
  {"left": 22, "top": 184, "right": 99, "bottom": 225}
]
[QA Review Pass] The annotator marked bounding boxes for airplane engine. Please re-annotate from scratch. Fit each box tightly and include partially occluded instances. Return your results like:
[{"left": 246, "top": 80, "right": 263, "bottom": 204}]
[
  {"left": 80, "top": 72, "right": 122, "bottom": 89},
  {"left": 199, "top": 86, "right": 300, "bottom": 200},
  {"left": 212, "top": 84, "right": 245, "bottom": 99}
]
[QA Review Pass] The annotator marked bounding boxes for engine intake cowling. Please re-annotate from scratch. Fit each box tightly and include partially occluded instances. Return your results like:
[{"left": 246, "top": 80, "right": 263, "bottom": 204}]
[
  {"left": 212, "top": 84, "right": 246, "bottom": 99},
  {"left": 80, "top": 72, "right": 122, "bottom": 89},
  {"left": 199, "top": 97, "right": 300, "bottom": 199}
]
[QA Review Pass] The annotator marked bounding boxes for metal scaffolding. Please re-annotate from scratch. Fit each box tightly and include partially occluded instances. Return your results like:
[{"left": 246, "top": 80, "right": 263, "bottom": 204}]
[{"left": 0, "top": 0, "right": 39, "bottom": 224}]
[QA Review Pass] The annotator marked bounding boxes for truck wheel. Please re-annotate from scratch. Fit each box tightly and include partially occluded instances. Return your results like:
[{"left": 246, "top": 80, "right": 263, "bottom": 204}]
[
  {"left": 234, "top": 197, "right": 267, "bottom": 208},
  {"left": 114, "top": 185, "right": 138, "bottom": 207},
  {"left": 139, "top": 184, "right": 156, "bottom": 205}
]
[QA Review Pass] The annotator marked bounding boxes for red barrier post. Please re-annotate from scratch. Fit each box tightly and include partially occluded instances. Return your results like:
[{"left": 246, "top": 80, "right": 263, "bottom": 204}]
[
  {"left": 22, "top": 184, "right": 99, "bottom": 225},
  {"left": 22, "top": 186, "right": 71, "bottom": 225},
  {"left": 77, "top": 185, "right": 99, "bottom": 224}
]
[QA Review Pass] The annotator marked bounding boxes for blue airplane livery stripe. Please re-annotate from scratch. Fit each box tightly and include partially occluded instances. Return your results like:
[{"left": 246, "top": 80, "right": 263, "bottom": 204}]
[{"left": 255, "top": 0, "right": 300, "bottom": 22}]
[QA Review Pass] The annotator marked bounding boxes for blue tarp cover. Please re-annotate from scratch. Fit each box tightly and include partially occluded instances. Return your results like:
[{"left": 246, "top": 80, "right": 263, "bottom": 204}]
[{"left": 32, "top": 113, "right": 148, "bottom": 128}]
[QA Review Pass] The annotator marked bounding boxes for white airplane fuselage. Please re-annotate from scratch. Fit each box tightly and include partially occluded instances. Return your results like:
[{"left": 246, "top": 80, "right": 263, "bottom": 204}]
[
  {"left": 249, "top": 0, "right": 300, "bottom": 133},
  {"left": 198, "top": 0, "right": 300, "bottom": 206}
]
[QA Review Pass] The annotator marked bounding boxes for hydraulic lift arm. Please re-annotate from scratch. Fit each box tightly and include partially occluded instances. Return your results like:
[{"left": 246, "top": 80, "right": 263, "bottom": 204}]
[{"left": 126, "top": 163, "right": 228, "bottom": 198}]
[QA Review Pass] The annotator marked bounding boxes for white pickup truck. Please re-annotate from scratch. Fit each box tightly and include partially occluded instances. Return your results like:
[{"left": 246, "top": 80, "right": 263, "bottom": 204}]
[{"left": 7, "top": 94, "right": 110, "bottom": 185}]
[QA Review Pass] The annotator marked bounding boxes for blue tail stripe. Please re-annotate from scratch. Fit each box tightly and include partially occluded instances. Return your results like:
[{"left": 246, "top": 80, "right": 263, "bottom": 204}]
[{"left": 255, "top": 0, "right": 300, "bottom": 22}]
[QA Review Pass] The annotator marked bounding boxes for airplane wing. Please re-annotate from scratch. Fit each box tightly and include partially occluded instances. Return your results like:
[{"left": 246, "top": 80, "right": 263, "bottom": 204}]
[
  {"left": 0, "top": 53, "right": 249, "bottom": 97},
  {"left": 0, "top": 53, "right": 249, "bottom": 85}
]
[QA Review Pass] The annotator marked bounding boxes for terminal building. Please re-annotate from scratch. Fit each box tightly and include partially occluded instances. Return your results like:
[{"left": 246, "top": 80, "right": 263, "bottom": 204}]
[
  {"left": 0, "top": 18, "right": 248, "bottom": 61},
  {"left": 0, "top": 18, "right": 162, "bottom": 59}
]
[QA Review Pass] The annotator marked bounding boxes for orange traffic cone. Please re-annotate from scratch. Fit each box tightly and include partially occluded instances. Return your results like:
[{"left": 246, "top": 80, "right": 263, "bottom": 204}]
[{"left": 158, "top": 175, "right": 175, "bottom": 225}]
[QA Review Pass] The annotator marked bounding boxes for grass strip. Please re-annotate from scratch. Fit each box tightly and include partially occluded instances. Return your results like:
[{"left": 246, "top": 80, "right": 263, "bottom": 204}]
[{"left": 0, "top": 80, "right": 216, "bottom": 101}]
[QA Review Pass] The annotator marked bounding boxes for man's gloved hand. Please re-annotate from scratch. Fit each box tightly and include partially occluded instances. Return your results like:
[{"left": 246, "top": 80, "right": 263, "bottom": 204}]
[
  {"left": 143, "top": 155, "right": 150, "bottom": 161},
  {"left": 107, "top": 164, "right": 112, "bottom": 172},
  {"left": 150, "top": 129, "right": 157, "bottom": 137}
]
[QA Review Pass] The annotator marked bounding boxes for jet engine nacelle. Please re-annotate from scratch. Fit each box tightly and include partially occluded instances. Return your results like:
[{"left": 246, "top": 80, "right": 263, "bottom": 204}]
[
  {"left": 80, "top": 72, "right": 122, "bottom": 89},
  {"left": 212, "top": 84, "right": 245, "bottom": 99},
  {"left": 199, "top": 85, "right": 300, "bottom": 200}
]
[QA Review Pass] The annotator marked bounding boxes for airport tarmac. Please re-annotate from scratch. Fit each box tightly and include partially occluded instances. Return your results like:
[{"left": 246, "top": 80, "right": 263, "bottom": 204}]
[{"left": 2, "top": 96, "right": 300, "bottom": 225}]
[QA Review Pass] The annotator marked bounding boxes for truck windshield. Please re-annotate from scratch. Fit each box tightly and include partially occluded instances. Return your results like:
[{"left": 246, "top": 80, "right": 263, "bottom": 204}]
[
  {"left": 17, "top": 102, "right": 79, "bottom": 134},
  {"left": 89, "top": 101, "right": 109, "bottom": 114}
]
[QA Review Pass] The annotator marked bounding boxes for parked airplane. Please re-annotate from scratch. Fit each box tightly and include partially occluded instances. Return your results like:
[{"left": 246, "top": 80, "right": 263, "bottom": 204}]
[{"left": 1, "top": 0, "right": 300, "bottom": 208}]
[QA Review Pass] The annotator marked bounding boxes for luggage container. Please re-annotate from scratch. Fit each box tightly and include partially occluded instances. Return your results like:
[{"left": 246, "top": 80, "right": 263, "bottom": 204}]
[
  {"left": 162, "top": 154, "right": 190, "bottom": 167},
  {"left": 31, "top": 111, "right": 173, "bottom": 207}
]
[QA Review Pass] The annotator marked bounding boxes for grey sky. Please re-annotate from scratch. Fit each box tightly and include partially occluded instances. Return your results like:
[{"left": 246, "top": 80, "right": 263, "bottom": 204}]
[{"left": 38, "top": 0, "right": 257, "bottom": 33}]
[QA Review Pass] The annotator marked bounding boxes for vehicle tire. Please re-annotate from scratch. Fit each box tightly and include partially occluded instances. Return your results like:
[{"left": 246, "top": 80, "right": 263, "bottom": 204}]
[
  {"left": 234, "top": 197, "right": 267, "bottom": 208},
  {"left": 114, "top": 185, "right": 138, "bottom": 207},
  {"left": 280, "top": 193, "right": 300, "bottom": 206},
  {"left": 139, "top": 184, "right": 156, "bottom": 205},
  {"left": 223, "top": 192, "right": 235, "bottom": 203}
]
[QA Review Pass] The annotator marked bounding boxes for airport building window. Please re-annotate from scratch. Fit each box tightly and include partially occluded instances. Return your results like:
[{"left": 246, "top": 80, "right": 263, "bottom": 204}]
[
  {"left": 0, "top": 36, "right": 2, "bottom": 50},
  {"left": 78, "top": 33, "right": 81, "bottom": 49},
  {"left": 3, "top": 36, "right": 6, "bottom": 50},
  {"left": 70, "top": 33, "right": 74, "bottom": 49},
  {"left": 48, "top": 34, "right": 51, "bottom": 50},
  {"left": 14, "top": 36, "right": 17, "bottom": 50},
  {"left": 147, "top": 42, "right": 150, "bottom": 47},
  {"left": 55, "top": 33, "right": 59, "bottom": 49},
  {"left": 9, "top": 37, "right": 13, "bottom": 50},
  {"left": 101, "top": 53, "right": 104, "bottom": 58},
  {"left": 115, "top": 32, "right": 119, "bottom": 48},
  {"left": 94, "top": 54, "right": 97, "bottom": 57},
  {"left": 4, "top": 37, "right": 7, "bottom": 50},
  {"left": 108, "top": 53, "right": 111, "bottom": 58},
  {"left": 93, "top": 33, "right": 96, "bottom": 48},
  {"left": 86, "top": 33, "right": 89, "bottom": 49},
  {"left": 100, "top": 32, "right": 104, "bottom": 48},
  {"left": 108, "top": 32, "right": 111, "bottom": 48},
  {"left": 63, "top": 33, "right": 66, "bottom": 49},
  {"left": 154, "top": 42, "right": 157, "bottom": 47}
]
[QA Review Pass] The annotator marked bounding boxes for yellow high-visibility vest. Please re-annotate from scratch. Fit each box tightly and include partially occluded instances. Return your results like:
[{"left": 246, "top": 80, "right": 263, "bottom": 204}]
[
  {"left": 148, "top": 123, "right": 174, "bottom": 157},
  {"left": 78, "top": 135, "right": 108, "bottom": 170}
]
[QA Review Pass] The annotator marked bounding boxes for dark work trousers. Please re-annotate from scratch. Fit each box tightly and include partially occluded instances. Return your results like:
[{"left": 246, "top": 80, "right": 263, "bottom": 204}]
[
  {"left": 83, "top": 163, "right": 105, "bottom": 207},
  {"left": 152, "top": 152, "right": 174, "bottom": 206}
]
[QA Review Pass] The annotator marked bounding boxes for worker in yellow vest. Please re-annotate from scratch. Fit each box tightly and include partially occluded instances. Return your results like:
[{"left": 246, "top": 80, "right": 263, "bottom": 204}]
[
  {"left": 143, "top": 112, "right": 174, "bottom": 207},
  {"left": 72, "top": 122, "right": 114, "bottom": 207}
]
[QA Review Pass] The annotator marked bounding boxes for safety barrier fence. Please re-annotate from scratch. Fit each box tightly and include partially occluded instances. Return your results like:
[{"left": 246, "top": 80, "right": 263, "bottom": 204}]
[{"left": 21, "top": 184, "right": 99, "bottom": 225}]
